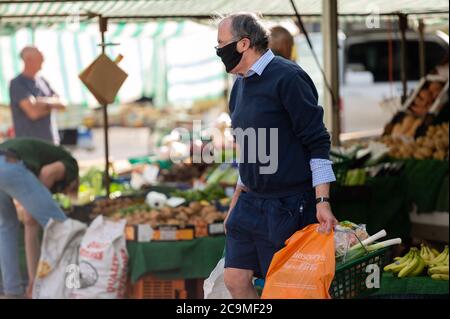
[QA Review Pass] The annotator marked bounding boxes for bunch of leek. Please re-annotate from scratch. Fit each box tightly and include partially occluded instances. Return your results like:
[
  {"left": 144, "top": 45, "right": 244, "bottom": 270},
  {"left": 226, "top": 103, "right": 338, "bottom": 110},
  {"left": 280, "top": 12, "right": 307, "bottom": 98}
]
[{"left": 340, "top": 229, "right": 402, "bottom": 263}]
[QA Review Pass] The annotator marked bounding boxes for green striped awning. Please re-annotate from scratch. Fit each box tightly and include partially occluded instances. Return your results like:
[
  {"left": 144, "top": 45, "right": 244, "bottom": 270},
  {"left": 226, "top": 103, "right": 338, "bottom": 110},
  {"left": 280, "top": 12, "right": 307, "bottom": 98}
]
[
  {"left": 0, "top": 0, "right": 448, "bottom": 22},
  {"left": 0, "top": 20, "right": 227, "bottom": 110}
]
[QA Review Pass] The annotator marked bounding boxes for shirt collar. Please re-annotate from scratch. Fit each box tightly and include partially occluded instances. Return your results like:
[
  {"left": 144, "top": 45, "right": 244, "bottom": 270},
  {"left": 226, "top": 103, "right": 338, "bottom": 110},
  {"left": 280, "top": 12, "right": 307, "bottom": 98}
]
[{"left": 238, "top": 49, "right": 275, "bottom": 78}]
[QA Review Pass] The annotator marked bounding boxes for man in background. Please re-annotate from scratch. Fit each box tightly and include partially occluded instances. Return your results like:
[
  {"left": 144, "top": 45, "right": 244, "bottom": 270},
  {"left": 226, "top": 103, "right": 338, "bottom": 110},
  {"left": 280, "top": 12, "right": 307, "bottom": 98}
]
[
  {"left": 269, "top": 25, "right": 295, "bottom": 61},
  {"left": 9, "top": 46, "right": 65, "bottom": 144},
  {"left": 0, "top": 138, "right": 79, "bottom": 298}
]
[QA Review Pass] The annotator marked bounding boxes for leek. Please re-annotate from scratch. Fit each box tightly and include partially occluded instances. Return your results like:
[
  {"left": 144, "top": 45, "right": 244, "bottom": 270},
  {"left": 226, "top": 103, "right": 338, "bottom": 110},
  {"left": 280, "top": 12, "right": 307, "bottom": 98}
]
[
  {"left": 341, "top": 237, "right": 402, "bottom": 263},
  {"left": 349, "top": 229, "right": 387, "bottom": 252}
]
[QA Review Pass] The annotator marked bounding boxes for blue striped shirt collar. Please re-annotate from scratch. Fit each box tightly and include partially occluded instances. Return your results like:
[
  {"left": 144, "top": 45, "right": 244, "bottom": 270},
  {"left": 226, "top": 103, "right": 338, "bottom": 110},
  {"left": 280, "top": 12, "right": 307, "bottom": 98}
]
[{"left": 239, "top": 49, "right": 275, "bottom": 78}]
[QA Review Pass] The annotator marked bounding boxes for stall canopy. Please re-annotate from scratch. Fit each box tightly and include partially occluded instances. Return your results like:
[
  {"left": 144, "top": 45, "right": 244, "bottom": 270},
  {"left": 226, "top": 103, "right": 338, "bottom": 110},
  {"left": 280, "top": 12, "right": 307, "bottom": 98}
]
[
  {"left": 0, "top": 20, "right": 226, "bottom": 109},
  {"left": 1, "top": 0, "right": 448, "bottom": 108},
  {"left": 0, "top": 0, "right": 448, "bottom": 23}
]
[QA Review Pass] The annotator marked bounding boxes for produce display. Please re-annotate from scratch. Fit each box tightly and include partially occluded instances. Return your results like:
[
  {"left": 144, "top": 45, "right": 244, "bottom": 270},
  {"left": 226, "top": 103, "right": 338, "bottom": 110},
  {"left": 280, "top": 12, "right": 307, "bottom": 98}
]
[
  {"left": 158, "top": 163, "right": 210, "bottom": 184},
  {"left": 90, "top": 196, "right": 142, "bottom": 218},
  {"left": 381, "top": 122, "right": 449, "bottom": 160},
  {"left": 110, "top": 201, "right": 225, "bottom": 237},
  {"left": 342, "top": 169, "right": 366, "bottom": 186},
  {"left": 53, "top": 193, "right": 72, "bottom": 210},
  {"left": 54, "top": 168, "right": 135, "bottom": 209},
  {"left": 422, "top": 244, "right": 449, "bottom": 281},
  {"left": 384, "top": 243, "right": 449, "bottom": 280},
  {"left": 170, "top": 183, "right": 226, "bottom": 202},
  {"left": 334, "top": 221, "right": 401, "bottom": 263},
  {"left": 409, "top": 81, "right": 444, "bottom": 117},
  {"left": 390, "top": 114, "right": 424, "bottom": 138},
  {"left": 205, "top": 163, "right": 239, "bottom": 185}
]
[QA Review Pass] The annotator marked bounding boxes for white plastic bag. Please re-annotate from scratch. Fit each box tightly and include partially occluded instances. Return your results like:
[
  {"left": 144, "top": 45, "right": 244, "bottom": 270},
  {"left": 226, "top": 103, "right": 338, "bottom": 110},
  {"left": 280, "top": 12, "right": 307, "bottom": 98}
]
[
  {"left": 33, "top": 218, "right": 87, "bottom": 299},
  {"left": 71, "top": 215, "right": 128, "bottom": 299},
  {"left": 203, "top": 258, "right": 232, "bottom": 299}
]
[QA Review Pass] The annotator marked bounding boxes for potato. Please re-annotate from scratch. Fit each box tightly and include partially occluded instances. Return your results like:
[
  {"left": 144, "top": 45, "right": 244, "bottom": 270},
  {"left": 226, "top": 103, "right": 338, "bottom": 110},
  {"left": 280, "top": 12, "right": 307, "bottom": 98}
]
[
  {"left": 160, "top": 207, "right": 173, "bottom": 219},
  {"left": 176, "top": 212, "right": 188, "bottom": 221},
  {"left": 149, "top": 210, "right": 160, "bottom": 219},
  {"left": 422, "top": 138, "right": 435, "bottom": 149},
  {"left": 419, "top": 147, "right": 433, "bottom": 158},
  {"left": 201, "top": 205, "right": 216, "bottom": 215},
  {"left": 391, "top": 123, "right": 404, "bottom": 136},
  {"left": 434, "top": 150, "right": 446, "bottom": 161},
  {"left": 414, "top": 96, "right": 428, "bottom": 108},
  {"left": 434, "top": 139, "right": 446, "bottom": 151},
  {"left": 429, "top": 82, "right": 443, "bottom": 98},
  {"left": 419, "top": 89, "right": 433, "bottom": 103},
  {"left": 400, "top": 115, "right": 416, "bottom": 133},
  {"left": 189, "top": 202, "right": 202, "bottom": 212},
  {"left": 167, "top": 219, "right": 181, "bottom": 226},
  {"left": 413, "top": 150, "right": 425, "bottom": 160},
  {"left": 184, "top": 207, "right": 195, "bottom": 216}
]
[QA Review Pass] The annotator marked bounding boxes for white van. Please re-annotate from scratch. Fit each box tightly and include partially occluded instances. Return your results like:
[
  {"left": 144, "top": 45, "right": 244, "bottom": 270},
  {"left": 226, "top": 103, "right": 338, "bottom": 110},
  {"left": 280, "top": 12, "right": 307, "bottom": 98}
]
[{"left": 295, "top": 29, "right": 449, "bottom": 135}]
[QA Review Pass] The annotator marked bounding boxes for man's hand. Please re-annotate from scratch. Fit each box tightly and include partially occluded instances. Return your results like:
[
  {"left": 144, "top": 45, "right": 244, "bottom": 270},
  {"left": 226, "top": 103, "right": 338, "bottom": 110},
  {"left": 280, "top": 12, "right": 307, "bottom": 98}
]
[
  {"left": 37, "top": 96, "right": 66, "bottom": 111},
  {"left": 315, "top": 183, "right": 338, "bottom": 233},
  {"left": 316, "top": 202, "right": 338, "bottom": 234}
]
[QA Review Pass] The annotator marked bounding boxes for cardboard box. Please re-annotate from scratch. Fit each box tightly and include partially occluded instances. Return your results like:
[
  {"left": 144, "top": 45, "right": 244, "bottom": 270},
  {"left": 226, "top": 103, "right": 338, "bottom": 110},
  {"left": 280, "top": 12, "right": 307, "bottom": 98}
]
[{"left": 79, "top": 54, "right": 128, "bottom": 104}]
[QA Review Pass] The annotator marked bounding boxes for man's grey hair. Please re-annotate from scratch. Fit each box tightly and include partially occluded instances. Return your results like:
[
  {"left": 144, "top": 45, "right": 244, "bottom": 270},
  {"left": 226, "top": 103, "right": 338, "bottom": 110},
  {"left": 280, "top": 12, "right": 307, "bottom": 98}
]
[{"left": 217, "top": 12, "right": 269, "bottom": 53}]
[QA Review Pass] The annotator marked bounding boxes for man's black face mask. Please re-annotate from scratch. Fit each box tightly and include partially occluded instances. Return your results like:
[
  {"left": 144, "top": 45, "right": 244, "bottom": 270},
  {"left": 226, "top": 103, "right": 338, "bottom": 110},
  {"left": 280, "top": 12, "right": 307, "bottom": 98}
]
[{"left": 216, "top": 40, "right": 243, "bottom": 73}]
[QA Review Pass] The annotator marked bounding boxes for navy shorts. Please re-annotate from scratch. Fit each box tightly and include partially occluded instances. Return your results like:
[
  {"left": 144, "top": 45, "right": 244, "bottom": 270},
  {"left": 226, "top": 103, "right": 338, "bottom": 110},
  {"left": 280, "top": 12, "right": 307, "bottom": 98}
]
[{"left": 224, "top": 190, "right": 317, "bottom": 278}]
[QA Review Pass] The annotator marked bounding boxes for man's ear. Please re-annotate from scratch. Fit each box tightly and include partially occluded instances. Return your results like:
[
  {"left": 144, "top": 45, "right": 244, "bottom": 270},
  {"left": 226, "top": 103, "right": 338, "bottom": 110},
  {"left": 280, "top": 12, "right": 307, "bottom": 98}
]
[{"left": 238, "top": 38, "right": 251, "bottom": 52}]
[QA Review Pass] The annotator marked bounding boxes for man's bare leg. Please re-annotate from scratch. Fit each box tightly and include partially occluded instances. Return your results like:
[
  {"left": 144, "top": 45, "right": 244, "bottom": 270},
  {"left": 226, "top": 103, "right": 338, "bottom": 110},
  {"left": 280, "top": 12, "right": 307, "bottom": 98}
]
[
  {"left": 22, "top": 210, "right": 40, "bottom": 298},
  {"left": 224, "top": 268, "right": 259, "bottom": 299}
]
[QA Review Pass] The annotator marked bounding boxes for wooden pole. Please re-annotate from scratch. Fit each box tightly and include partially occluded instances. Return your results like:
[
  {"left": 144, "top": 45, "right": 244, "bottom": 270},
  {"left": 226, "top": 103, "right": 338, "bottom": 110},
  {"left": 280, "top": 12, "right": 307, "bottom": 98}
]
[{"left": 99, "top": 16, "right": 111, "bottom": 197}]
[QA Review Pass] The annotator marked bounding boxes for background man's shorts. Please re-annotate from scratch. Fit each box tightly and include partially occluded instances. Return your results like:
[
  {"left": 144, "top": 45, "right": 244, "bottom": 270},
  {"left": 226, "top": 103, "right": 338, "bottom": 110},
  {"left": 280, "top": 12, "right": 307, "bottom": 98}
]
[{"left": 224, "top": 190, "right": 317, "bottom": 278}]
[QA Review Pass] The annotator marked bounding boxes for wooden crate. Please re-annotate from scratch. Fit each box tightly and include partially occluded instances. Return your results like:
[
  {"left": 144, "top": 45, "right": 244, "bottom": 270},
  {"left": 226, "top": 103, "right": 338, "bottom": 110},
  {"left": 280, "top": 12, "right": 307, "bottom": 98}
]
[{"left": 128, "top": 275, "right": 187, "bottom": 299}]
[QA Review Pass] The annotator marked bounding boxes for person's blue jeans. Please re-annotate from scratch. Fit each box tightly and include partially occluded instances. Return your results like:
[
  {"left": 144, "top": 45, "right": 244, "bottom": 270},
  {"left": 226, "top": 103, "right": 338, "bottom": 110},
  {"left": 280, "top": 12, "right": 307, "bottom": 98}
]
[{"left": 0, "top": 155, "right": 67, "bottom": 295}]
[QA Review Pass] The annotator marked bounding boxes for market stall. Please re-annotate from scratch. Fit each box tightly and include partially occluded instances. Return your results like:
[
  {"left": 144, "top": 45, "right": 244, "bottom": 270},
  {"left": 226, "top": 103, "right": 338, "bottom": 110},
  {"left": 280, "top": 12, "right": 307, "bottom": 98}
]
[
  {"left": 1, "top": 0, "right": 449, "bottom": 300},
  {"left": 330, "top": 66, "right": 449, "bottom": 244}
]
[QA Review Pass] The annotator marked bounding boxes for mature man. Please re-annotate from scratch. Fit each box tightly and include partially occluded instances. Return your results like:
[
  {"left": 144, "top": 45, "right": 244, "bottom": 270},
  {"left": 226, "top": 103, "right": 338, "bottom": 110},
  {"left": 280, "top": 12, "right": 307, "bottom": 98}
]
[
  {"left": 0, "top": 138, "right": 78, "bottom": 298},
  {"left": 9, "top": 46, "right": 65, "bottom": 144},
  {"left": 269, "top": 25, "right": 295, "bottom": 60},
  {"left": 216, "top": 13, "right": 338, "bottom": 299}
]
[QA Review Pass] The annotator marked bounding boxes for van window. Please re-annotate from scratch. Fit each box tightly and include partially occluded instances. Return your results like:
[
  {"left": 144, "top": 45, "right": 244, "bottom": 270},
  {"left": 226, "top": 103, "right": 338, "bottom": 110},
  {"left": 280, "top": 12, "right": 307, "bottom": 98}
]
[{"left": 346, "top": 40, "right": 448, "bottom": 82}]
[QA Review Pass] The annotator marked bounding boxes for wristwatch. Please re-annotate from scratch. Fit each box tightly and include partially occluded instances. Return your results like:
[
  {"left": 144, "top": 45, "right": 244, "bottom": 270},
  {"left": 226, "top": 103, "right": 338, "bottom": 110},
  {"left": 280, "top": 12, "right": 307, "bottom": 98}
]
[{"left": 316, "top": 197, "right": 330, "bottom": 204}]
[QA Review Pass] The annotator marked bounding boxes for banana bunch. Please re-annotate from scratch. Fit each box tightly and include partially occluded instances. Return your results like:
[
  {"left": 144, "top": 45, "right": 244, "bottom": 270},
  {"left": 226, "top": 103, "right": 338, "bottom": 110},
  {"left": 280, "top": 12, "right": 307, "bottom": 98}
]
[
  {"left": 419, "top": 243, "right": 441, "bottom": 264},
  {"left": 384, "top": 247, "right": 426, "bottom": 278},
  {"left": 424, "top": 245, "right": 449, "bottom": 281}
]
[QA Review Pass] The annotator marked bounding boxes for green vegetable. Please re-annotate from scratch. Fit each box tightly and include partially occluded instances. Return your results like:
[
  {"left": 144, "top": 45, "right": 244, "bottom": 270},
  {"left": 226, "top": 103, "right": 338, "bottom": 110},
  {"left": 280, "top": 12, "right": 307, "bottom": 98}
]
[
  {"left": 171, "top": 183, "right": 226, "bottom": 202},
  {"left": 343, "top": 236, "right": 401, "bottom": 263}
]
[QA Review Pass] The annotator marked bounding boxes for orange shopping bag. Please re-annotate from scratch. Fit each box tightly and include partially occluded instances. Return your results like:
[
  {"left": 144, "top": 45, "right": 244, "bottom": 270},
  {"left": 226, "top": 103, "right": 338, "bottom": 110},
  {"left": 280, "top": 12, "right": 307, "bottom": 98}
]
[{"left": 261, "top": 223, "right": 335, "bottom": 299}]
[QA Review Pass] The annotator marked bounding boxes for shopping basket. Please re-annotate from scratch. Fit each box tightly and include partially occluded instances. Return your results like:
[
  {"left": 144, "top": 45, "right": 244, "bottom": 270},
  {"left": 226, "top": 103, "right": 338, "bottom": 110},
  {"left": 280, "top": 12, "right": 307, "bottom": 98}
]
[{"left": 330, "top": 247, "right": 388, "bottom": 299}]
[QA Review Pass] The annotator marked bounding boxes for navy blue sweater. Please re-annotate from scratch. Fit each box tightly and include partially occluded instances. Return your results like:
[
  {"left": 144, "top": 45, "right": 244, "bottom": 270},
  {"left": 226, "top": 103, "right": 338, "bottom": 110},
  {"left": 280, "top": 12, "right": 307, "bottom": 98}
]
[{"left": 229, "top": 56, "right": 331, "bottom": 198}]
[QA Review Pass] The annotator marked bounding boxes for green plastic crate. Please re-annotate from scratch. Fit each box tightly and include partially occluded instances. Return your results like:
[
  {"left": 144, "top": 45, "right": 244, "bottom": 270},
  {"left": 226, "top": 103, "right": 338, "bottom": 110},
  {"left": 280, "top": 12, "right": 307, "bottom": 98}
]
[
  {"left": 330, "top": 247, "right": 388, "bottom": 299},
  {"left": 128, "top": 155, "right": 172, "bottom": 170}
]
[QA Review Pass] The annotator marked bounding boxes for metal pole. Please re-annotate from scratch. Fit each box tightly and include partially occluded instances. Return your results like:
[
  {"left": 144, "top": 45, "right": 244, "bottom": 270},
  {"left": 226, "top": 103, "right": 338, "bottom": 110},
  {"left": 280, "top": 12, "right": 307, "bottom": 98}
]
[
  {"left": 418, "top": 19, "right": 426, "bottom": 78},
  {"left": 322, "top": 0, "right": 341, "bottom": 146},
  {"left": 398, "top": 14, "right": 408, "bottom": 104},
  {"left": 99, "top": 16, "right": 110, "bottom": 197}
]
